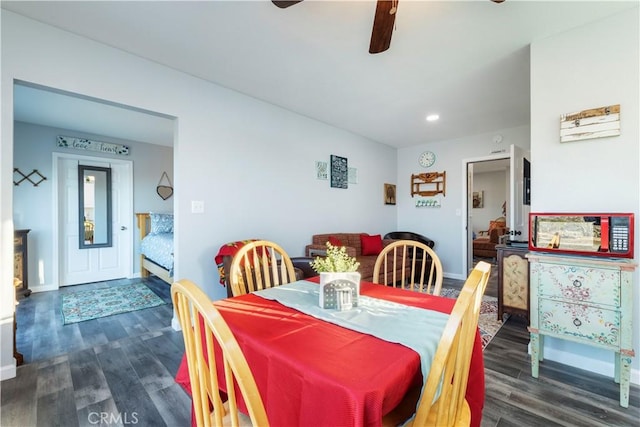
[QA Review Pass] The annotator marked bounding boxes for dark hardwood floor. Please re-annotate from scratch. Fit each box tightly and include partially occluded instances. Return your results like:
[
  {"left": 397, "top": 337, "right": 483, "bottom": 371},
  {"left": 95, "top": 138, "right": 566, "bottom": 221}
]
[
  {"left": 1, "top": 277, "right": 191, "bottom": 427},
  {"left": 2, "top": 271, "right": 638, "bottom": 426}
]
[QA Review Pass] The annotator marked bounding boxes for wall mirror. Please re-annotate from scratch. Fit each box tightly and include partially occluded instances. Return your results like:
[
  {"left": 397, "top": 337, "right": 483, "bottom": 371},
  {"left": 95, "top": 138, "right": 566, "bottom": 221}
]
[{"left": 78, "top": 165, "right": 112, "bottom": 248}]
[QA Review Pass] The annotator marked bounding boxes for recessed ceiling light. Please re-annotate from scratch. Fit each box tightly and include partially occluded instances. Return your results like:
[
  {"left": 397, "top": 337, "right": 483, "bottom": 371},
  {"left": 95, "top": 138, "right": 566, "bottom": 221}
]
[{"left": 426, "top": 114, "right": 439, "bottom": 122}]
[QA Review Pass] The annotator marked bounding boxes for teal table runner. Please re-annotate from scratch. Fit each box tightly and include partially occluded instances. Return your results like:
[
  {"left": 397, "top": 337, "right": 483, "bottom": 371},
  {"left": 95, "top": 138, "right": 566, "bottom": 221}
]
[{"left": 254, "top": 280, "right": 449, "bottom": 408}]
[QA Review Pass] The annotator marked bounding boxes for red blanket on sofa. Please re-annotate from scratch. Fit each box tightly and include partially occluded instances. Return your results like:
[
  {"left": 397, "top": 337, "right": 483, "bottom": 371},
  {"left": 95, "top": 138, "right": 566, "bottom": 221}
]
[{"left": 214, "top": 239, "right": 259, "bottom": 286}]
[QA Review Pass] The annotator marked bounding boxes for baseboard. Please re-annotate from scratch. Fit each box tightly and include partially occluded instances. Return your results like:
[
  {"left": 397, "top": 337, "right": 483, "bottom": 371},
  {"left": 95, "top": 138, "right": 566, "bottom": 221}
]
[
  {"left": 0, "top": 360, "right": 16, "bottom": 381},
  {"left": 443, "top": 272, "right": 465, "bottom": 281},
  {"left": 528, "top": 341, "right": 640, "bottom": 386},
  {"left": 171, "top": 315, "right": 181, "bottom": 331},
  {"left": 30, "top": 284, "right": 58, "bottom": 293}
]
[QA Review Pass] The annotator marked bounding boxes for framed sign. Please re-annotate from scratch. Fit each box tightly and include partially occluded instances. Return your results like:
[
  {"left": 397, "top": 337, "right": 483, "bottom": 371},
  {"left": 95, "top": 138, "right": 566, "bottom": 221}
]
[
  {"left": 57, "top": 136, "right": 130, "bottom": 156},
  {"left": 315, "top": 161, "right": 328, "bottom": 180},
  {"left": 384, "top": 183, "right": 396, "bottom": 205},
  {"left": 330, "top": 155, "right": 348, "bottom": 189}
]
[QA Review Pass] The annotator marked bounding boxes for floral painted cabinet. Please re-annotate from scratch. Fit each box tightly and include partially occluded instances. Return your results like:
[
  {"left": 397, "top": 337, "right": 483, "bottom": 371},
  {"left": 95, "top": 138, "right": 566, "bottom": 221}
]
[{"left": 527, "top": 253, "right": 636, "bottom": 407}]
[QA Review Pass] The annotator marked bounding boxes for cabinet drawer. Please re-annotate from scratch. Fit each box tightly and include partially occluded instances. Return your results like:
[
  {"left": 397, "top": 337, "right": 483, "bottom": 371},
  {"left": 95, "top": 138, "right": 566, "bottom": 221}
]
[
  {"left": 538, "top": 298, "right": 620, "bottom": 347},
  {"left": 535, "top": 263, "right": 620, "bottom": 307}
]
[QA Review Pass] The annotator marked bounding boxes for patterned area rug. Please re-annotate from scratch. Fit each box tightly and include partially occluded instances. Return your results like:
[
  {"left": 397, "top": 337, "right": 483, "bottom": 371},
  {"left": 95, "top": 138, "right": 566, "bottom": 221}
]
[
  {"left": 62, "top": 282, "right": 166, "bottom": 325},
  {"left": 439, "top": 287, "right": 508, "bottom": 350}
]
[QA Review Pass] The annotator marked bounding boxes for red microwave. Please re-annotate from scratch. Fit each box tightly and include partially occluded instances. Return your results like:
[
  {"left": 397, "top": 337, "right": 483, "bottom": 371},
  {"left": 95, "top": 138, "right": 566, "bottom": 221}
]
[{"left": 529, "top": 212, "right": 634, "bottom": 258}]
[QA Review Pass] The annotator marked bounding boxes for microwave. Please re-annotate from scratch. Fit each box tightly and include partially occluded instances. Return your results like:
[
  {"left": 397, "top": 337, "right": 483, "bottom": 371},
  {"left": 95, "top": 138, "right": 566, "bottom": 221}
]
[{"left": 529, "top": 212, "right": 634, "bottom": 258}]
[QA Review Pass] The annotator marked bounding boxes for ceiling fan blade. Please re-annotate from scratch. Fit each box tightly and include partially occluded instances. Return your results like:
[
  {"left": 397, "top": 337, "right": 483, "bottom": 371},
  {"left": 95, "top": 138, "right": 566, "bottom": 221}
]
[
  {"left": 369, "top": 0, "right": 398, "bottom": 54},
  {"left": 272, "top": 0, "right": 303, "bottom": 8}
]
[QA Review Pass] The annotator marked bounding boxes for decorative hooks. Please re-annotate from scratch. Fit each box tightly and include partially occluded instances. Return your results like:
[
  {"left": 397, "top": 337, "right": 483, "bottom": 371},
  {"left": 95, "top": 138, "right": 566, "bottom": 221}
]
[{"left": 13, "top": 168, "right": 47, "bottom": 186}]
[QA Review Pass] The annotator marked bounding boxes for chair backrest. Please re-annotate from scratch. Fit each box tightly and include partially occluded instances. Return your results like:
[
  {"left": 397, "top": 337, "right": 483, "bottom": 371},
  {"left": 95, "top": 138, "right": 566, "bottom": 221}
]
[
  {"left": 229, "top": 240, "right": 297, "bottom": 297},
  {"left": 372, "top": 240, "right": 444, "bottom": 295},
  {"left": 413, "top": 261, "right": 491, "bottom": 426},
  {"left": 171, "top": 279, "right": 269, "bottom": 427}
]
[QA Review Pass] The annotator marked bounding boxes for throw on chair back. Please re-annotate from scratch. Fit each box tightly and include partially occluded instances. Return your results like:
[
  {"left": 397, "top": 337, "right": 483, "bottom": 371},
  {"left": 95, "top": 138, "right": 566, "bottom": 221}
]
[
  {"left": 383, "top": 261, "right": 491, "bottom": 427},
  {"left": 229, "top": 240, "right": 296, "bottom": 297},
  {"left": 171, "top": 279, "right": 269, "bottom": 427},
  {"left": 372, "top": 240, "right": 444, "bottom": 295}
]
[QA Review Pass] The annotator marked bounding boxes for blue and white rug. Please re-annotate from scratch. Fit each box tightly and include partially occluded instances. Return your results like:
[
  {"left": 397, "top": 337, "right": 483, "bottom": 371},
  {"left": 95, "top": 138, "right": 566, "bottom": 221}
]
[{"left": 62, "top": 282, "right": 166, "bottom": 325}]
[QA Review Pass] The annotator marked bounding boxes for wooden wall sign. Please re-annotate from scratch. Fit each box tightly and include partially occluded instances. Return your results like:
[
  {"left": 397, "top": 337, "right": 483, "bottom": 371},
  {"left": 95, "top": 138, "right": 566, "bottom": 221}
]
[
  {"left": 560, "top": 104, "right": 620, "bottom": 143},
  {"left": 410, "top": 171, "right": 446, "bottom": 197},
  {"left": 57, "top": 136, "right": 130, "bottom": 155}
]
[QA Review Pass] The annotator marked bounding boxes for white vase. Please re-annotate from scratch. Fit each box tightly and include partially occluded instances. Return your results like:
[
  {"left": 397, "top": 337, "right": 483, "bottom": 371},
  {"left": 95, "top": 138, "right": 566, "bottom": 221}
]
[{"left": 319, "top": 272, "right": 361, "bottom": 310}]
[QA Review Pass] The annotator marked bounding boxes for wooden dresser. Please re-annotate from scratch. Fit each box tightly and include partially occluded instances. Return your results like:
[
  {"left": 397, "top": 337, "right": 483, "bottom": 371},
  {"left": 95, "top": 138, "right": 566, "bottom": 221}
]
[
  {"left": 496, "top": 244, "right": 529, "bottom": 321},
  {"left": 527, "top": 253, "right": 636, "bottom": 407},
  {"left": 14, "top": 229, "right": 31, "bottom": 298}
]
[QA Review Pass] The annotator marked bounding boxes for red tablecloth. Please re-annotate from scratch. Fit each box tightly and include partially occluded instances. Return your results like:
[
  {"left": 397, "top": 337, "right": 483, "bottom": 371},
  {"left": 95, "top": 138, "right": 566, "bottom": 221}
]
[{"left": 175, "top": 280, "right": 484, "bottom": 427}]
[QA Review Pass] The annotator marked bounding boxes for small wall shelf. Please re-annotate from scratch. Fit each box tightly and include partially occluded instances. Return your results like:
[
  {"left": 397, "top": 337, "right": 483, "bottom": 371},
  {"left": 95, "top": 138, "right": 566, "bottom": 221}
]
[{"left": 411, "top": 171, "right": 446, "bottom": 197}]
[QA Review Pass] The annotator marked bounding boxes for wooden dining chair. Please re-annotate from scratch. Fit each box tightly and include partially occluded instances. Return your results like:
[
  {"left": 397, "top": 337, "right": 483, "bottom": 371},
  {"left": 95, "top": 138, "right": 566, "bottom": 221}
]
[
  {"left": 171, "top": 279, "right": 269, "bottom": 427},
  {"left": 372, "top": 240, "right": 444, "bottom": 295},
  {"left": 382, "top": 261, "right": 492, "bottom": 427},
  {"left": 228, "top": 240, "right": 297, "bottom": 297}
]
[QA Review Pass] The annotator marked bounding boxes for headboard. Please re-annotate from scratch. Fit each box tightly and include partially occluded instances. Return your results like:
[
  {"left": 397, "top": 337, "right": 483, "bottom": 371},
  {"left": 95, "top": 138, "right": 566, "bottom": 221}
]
[{"left": 135, "top": 212, "right": 151, "bottom": 240}]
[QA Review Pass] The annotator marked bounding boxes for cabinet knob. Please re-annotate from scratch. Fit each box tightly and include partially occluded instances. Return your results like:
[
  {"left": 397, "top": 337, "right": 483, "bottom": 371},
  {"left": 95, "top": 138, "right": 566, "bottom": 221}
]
[
  {"left": 573, "top": 318, "right": 582, "bottom": 327},
  {"left": 572, "top": 279, "right": 582, "bottom": 288}
]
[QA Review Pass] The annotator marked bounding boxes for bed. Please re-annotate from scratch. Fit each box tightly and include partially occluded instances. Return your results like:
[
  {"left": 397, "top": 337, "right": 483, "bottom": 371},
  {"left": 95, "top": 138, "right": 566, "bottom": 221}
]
[{"left": 136, "top": 212, "right": 174, "bottom": 284}]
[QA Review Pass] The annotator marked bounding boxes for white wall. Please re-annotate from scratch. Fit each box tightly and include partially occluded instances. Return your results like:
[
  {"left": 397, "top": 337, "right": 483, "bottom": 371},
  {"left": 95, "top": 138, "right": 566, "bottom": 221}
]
[
  {"left": 530, "top": 9, "right": 639, "bottom": 381},
  {"left": 0, "top": 11, "right": 397, "bottom": 378},
  {"left": 471, "top": 170, "right": 508, "bottom": 235},
  {"left": 13, "top": 121, "right": 174, "bottom": 289},
  {"left": 397, "top": 125, "right": 530, "bottom": 279}
]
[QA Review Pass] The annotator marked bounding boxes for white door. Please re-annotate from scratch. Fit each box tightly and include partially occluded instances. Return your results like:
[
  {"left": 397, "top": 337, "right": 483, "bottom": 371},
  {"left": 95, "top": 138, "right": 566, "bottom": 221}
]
[
  {"left": 466, "top": 162, "right": 475, "bottom": 271},
  {"left": 509, "top": 144, "right": 531, "bottom": 242},
  {"left": 57, "top": 154, "right": 132, "bottom": 286}
]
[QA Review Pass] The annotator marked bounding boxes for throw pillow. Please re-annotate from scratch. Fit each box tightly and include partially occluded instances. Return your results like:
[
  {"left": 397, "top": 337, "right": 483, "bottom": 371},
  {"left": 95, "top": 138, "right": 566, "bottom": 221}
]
[
  {"left": 150, "top": 213, "right": 174, "bottom": 234},
  {"left": 360, "top": 234, "right": 383, "bottom": 256},
  {"left": 328, "top": 235, "right": 343, "bottom": 247}
]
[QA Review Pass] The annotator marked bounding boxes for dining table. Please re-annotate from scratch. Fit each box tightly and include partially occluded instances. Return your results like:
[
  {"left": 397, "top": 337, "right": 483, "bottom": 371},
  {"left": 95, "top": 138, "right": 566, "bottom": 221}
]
[{"left": 175, "top": 278, "right": 485, "bottom": 427}]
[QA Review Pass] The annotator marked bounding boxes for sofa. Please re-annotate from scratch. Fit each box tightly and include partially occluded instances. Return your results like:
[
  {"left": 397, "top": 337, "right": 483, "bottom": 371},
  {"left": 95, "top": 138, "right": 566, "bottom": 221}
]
[
  {"left": 472, "top": 224, "right": 508, "bottom": 259},
  {"left": 305, "top": 233, "right": 406, "bottom": 284}
]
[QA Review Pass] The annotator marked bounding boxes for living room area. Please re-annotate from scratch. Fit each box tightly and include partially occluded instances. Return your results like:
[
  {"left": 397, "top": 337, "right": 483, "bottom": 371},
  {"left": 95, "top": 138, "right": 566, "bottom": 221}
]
[{"left": 1, "top": 3, "right": 639, "bottom": 423}]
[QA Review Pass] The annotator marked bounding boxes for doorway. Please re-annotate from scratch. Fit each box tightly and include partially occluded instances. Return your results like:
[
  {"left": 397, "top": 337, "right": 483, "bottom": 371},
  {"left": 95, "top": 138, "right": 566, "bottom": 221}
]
[
  {"left": 463, "top": 145, "right": 530, "bottom": 275},
  {"left": 54, "top": 153, "right": 133, "bottom": 286}
]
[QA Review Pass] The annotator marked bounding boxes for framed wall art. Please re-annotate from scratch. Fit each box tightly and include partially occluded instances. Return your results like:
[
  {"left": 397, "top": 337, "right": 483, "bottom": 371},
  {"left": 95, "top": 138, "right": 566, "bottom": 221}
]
[
  {"left": 316, "top": 161, "right": 328, "bottom": 180},
  {"left": 330, "top": 155, "right": 348, "bottom": 189},
  {"left": 348, "top": 167, "right": 358, "bottom": 184},
  {"left": 384, "top": 183, "right": 396, "bottom": 205},
  {"left": 472, "top": 190, "right": 484, "bottom": 208}
]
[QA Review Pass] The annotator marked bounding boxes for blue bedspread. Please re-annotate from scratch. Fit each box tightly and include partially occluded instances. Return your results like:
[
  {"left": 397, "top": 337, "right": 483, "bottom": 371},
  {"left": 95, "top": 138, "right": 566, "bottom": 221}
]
[{"left": 140, "top": 233, "right": 174, "bottom": 275}]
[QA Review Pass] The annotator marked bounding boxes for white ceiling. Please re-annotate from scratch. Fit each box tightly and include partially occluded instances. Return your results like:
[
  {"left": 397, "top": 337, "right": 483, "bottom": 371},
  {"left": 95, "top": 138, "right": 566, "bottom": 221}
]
[{"left": 4, "top": 0, "right": 636, "bottom": 148}]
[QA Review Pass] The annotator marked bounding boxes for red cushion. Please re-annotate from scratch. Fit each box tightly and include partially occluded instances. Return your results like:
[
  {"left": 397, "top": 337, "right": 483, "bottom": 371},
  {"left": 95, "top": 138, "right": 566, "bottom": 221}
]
[
  {"left": 360, "top": 234, "right": 383, "bottom": 256},
  {"left": 328, "top": 235, "right": 343, "bottom": 246}
]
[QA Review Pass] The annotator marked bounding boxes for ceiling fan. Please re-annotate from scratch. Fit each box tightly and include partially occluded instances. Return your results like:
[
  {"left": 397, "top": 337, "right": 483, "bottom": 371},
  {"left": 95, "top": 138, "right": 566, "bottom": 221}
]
[{"left": 272, "top": 0, "right": 505, "bottom": 54}]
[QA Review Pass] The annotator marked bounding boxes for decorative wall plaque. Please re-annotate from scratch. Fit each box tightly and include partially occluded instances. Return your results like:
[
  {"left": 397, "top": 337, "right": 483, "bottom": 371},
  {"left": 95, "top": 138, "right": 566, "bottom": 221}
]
[
  {"left": 560, "top": 104, "right": 620, "bottom": 143},
  {"left": 330, "top": 155, "right": 348, "bottom": 189},
  {"left": 57, "top": 135, "right": 130, "bottom": 156}
]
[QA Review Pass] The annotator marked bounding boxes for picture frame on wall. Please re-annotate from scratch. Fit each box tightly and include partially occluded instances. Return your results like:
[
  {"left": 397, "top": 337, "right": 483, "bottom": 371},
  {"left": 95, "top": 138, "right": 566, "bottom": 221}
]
[
  {"left": 384, "top": 183, "right": 396, "bottom": 205},
  {"left": 472, "top": 190, "right": 484, "bottom": 208},
  {"left": 316, "top": 161, "right": 328, "bottom": 180},
  {"left": 330, "top": 155, "right": 348, "bottom": 189}
]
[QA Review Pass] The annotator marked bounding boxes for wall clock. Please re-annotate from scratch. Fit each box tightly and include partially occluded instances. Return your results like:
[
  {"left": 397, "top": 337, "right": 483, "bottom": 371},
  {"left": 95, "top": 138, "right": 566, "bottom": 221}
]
[{"left": 418, "top": 151, "right": 436, "bottom": 168}]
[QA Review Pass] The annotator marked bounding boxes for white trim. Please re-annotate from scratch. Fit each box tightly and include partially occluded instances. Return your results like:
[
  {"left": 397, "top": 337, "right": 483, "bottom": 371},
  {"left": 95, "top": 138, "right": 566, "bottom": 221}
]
[
  {"left": 52, "top": 152, "right": 134, "bottom": 288},
  {"left": 0, "top": 317, "right": 16, "bottom": 380},
  {"left": 460, "top": 152, "right": 510, "bottom": 275}
]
